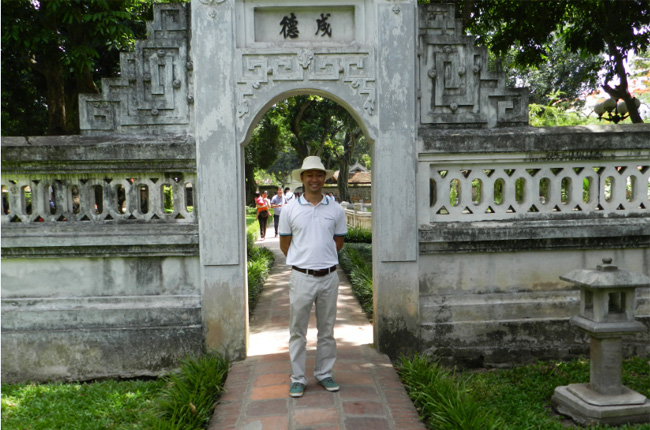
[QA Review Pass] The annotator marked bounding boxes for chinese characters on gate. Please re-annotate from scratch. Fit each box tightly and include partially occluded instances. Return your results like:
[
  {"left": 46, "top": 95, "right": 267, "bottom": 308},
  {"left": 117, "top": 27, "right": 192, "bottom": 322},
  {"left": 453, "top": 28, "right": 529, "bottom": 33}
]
[{"left": 280, "top": 12, "right": 332, "bottom": 39}]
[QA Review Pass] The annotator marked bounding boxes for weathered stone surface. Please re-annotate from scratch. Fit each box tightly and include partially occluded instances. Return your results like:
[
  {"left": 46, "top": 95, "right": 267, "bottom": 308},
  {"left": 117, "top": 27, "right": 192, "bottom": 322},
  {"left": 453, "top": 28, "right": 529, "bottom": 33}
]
[
  {"left": 79, "top": 3, "right": 193, "bottom": 135},
  {"left": 2, "top": 1, "right": 649, "bottom": 383}
]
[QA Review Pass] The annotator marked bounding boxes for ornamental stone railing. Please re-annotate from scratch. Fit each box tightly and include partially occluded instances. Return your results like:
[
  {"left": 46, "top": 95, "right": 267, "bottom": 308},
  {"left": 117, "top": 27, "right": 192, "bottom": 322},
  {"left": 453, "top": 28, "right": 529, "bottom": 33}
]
[
  {"left": 417, "top": 124, "right": 650, "bottom": 366},
  {"left": 341, "top": 202, "right": 372, "bottom": 229},
  {"left": 427, "top": 153, "right": 648, "bottom": 223},
  {"left": 1, "top": 134, "right": 200, "bottom": 382}
]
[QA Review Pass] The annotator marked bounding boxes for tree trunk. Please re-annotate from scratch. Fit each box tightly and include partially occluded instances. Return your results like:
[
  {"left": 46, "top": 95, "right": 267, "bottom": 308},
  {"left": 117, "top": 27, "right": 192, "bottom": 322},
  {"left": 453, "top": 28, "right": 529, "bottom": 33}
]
[
  {"left": 338, "top": 155, "right": 350, "bottom": 203},
  {"left": 604, "top": 40, "right": 644, "bottom": 123},
  {"left": 40, "top": 56, "right": 68, "bottom": 135},
  {"left": 245, "top": 164, "right": 258, "bottom": 207}
]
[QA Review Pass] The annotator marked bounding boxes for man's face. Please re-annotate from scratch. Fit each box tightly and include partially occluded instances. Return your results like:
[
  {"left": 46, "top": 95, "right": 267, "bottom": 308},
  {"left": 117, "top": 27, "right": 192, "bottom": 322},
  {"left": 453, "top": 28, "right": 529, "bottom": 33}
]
[
  {"left": 301, "top": 169, "right": 326, "bottom": 194},
  {"left": 278, "top": 188, "right": 283, "bottom": 195}
]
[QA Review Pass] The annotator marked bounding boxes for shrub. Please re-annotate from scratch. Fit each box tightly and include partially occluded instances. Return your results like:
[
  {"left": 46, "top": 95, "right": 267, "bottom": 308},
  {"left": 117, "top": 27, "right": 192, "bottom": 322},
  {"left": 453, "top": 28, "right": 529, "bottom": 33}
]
[
  {"left": 247, "top": 246, "right": 275, "bottom": 309},
  {"left": 147, "top": 352, "right": 229, "bottom": 430},
  {"left": 339, "top": 243, "right": 373, "bottom": 320},
  {"left": 397, "top": 354, "right": 505, "bottom": 430},
  {"left": 345, "top": 225, "right": 372, "bottom": 243}
]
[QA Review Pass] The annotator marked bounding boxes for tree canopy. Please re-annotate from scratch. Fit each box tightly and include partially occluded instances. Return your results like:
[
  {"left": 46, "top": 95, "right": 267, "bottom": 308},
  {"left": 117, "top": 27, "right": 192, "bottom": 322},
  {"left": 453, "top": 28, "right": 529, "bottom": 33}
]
[
  {"left": 459, "top": 0, "right": 650, "bottom": 123},
  {"left": 1, "top": 0, "right": 152, "bottom": 135},
  {"left": 244, "top": 95, "right": 368, "bottom": 204}
]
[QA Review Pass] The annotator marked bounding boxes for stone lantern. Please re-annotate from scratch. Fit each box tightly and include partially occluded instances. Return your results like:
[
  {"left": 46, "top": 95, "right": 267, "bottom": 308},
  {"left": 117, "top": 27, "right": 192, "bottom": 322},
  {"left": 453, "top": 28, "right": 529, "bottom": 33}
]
[{"left": 552, "top": 258, "right": 650, "bottom": 426}]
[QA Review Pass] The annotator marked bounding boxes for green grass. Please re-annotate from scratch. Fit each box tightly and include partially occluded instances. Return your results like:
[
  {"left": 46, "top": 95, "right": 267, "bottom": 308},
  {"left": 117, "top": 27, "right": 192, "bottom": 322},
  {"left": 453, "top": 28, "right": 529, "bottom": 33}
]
[
  {"left": 2, "top": 354, "right": 230, "bottom": 430},
  {"left": 248, "top": 245, "right": 275, "bottom": 309},
  {"left": 398, "top": 354, "right": 650, "bottom": 430},
  {"left": 2, "top": 378, "right": 166, "bottom": 430}
]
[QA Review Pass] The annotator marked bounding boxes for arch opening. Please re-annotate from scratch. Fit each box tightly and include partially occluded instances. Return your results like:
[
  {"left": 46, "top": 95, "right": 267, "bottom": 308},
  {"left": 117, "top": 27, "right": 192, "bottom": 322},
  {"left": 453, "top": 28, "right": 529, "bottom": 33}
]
[{"left": 242, "top": 89, "right": 375, "bottom": 357}]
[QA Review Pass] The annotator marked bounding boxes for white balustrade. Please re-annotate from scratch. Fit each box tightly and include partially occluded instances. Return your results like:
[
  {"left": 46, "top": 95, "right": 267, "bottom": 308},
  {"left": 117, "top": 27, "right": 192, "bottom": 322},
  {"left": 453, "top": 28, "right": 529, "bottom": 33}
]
[
  {"left": 1, "top": 173, "right": 196, "bottom": 224},
  {"left": 428, "top": 161, "right": 649, "bottom": 222}
]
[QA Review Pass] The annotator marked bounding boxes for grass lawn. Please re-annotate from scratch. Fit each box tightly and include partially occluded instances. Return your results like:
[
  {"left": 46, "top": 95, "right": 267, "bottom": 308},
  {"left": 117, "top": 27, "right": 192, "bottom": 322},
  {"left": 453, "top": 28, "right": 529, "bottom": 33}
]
[{"left": 2, "top": 379, "right": 166, "bottom": 430}]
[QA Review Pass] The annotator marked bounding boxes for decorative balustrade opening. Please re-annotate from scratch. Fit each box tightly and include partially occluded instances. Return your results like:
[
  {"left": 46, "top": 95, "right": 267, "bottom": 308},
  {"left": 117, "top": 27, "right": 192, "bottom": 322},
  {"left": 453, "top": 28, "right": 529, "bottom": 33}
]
[
  {"left": 429, "top": 162, "right": 649, "bottom": 222},
  {"left": 1, "top": 174, "right": 195, "bottom": 224}
]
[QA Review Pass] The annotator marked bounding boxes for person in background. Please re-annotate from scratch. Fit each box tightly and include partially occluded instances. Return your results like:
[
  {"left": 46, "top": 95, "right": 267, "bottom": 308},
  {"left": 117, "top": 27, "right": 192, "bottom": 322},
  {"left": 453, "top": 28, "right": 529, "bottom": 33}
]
[
  {"left": 279, "top": 156, "right": 347, "bottom": 398},
  {"left": 255, "top": 191, "right": 270, "bottom": 240},
  {"left": 284, "top": 187, "right": 294, "bottom": 202},
  {"left": 270, "top": 186, "right": 286, "bottom": 238}
]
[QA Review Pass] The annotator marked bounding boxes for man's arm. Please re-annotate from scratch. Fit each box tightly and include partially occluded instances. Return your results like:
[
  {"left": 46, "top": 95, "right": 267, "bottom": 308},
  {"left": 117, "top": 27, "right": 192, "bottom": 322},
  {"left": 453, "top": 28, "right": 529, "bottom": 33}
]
[
  {"left": 334, "top": 235, "right": 344, "bottom": 252},
  {"left": 280, "top": 235, "right": 292, "bottom": 256}
]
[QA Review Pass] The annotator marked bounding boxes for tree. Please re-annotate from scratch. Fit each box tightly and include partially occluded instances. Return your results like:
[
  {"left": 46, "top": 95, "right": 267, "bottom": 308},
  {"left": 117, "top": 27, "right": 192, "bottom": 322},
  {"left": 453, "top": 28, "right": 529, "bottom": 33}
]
[
  {"left": 244, "top": 111, "right": 286, "bottom": 205},
  {"left": 247, "top": 95, "right": 369, "bottom": 203},
  {"left": 461, "top": 0, "right": 650, "bottom": 123},
  {"left": 1, "top": 0, "right": 151, "bottom": 135},
  {"left": 281, "top": 95, "right": 366, "bottom": 202},
  {"left": 505, "top": 35, "right": 602, "bottom": 110}
]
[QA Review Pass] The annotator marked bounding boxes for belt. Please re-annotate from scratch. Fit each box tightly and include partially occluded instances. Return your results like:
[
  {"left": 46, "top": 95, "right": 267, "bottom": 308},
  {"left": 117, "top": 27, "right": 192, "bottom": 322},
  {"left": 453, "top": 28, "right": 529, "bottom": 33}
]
[{"left": 292, "top": 265, "right": 337, "bottom": 277}]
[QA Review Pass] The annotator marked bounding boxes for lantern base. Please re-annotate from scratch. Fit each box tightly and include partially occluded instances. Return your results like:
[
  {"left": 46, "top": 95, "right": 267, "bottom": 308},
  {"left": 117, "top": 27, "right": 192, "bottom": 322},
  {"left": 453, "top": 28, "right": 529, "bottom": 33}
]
[{"left": 552, "top": 385, "right": 650, "bottom": 427}]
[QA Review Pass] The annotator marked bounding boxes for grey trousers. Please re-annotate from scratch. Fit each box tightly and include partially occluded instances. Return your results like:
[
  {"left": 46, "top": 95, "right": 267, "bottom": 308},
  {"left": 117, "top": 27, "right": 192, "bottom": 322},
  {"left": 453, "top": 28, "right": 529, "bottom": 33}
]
[{"left": 289, "top": 269, "right": 339, "bottom": 385}]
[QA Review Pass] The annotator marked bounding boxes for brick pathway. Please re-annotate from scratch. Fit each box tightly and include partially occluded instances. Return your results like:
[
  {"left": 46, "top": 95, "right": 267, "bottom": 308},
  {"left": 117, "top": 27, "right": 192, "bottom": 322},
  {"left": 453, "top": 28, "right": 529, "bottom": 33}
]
[{"left": 208, "top": 230, "right": 426, "bottom": 430}]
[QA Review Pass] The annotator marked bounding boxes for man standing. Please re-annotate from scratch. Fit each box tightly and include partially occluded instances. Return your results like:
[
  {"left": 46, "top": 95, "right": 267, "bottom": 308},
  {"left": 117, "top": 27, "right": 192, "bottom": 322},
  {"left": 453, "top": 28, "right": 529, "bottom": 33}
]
[
  {"left": 279, "top": 156, "right": 347, "bottom": 398},
  {"left": 270, "top": 187, "right": 286, "bottom": 238}
]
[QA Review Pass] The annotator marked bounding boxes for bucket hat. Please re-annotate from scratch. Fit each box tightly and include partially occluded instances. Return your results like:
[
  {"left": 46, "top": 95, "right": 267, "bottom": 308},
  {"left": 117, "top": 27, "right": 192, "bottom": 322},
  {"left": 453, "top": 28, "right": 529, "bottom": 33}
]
[{"left": 292, "top": 156, "right": 334, "bottom": 182}]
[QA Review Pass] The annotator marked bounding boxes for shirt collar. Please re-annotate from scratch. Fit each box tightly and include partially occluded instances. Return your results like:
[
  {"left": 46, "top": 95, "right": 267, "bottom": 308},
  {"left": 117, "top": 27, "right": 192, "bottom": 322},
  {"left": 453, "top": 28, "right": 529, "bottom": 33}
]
[{"left": 298, "top": 194, "right": 329, "bottom": 206}]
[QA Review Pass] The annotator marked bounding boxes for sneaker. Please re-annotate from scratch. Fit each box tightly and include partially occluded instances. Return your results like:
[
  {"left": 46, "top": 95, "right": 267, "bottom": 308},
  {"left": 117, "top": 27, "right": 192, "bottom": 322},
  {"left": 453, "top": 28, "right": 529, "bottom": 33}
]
[
  {"left": 289, "top": 382, "right": 306, "bottom": 398},
  {"left": 318, "top": 377, "right": 339, "bottom": 392}
]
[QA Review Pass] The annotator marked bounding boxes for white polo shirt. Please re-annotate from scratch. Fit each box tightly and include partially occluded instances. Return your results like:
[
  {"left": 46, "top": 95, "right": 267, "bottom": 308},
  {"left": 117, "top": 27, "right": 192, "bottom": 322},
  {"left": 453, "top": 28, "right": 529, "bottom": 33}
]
[{"left": 279, "top": 194, "right": 347, "bottom": 269}]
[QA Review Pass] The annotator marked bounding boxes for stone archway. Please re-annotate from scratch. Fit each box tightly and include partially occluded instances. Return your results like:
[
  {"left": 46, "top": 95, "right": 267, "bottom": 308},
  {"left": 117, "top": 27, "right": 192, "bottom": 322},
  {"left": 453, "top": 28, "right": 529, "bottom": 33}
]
[{"left": 192, "top": 0, "right": 419, "bottom": 359}]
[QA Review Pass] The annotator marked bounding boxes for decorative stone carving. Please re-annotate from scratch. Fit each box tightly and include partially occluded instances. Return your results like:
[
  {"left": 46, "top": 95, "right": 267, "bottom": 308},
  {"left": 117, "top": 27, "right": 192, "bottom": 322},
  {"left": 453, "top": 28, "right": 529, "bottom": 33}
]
[
  {"left": 79, "top": 3, "right": 193, "bottom": 134},
  {"left": 236, "top": 50, "right": 376, "bottom": 117},
  {"left": 418, "top": 3, "right": 528, "bottom": 127}
]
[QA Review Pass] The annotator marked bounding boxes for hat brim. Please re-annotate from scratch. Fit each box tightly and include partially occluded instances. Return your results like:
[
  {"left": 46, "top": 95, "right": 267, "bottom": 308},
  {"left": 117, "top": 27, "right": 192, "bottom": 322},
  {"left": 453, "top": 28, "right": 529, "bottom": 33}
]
[{"left": 292, "top": 168, "right": 334, "bottom": 182}]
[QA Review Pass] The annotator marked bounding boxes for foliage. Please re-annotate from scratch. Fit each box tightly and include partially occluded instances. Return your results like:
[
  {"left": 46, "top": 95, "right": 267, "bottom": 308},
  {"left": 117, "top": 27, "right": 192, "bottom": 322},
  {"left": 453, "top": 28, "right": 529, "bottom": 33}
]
[
  {"left": 247, "top": 246, "right": 275, "bottom": 310},
  {"left": 400, "top": 354, "right": 650, "bottom": 430},
  {"left": 504, "top": 36, "right": 602, "bottom": 110},
  {"left": 465, "top": 355, "right": 650, "bottom": 430},
  {"left": 146, "top": 352, "right": 229, "bottom": 430},
  {"left": 529, "top": 103, "right": 593, "bottom": 127},
  {"left": 2, "top": 378, "right": 166, "bottom": 429},
  {"left": 339, "top": 243, "right": 373, "bottom": 320},
  {"left": 461, "top": 0, "right": 650, "bottom": 123},
  {"left": 397, "top": 354, "right": 505, "bottom": 430},
  {"left": 1, "top": 0, "right": 153, "bottom": 135},
  {"left": 246, "top": 215, "right": 275, "bottom": 310},
  {"left": 250, "top": 95, "right": 369, "bottom": 202},
  {"left": 344, "top": 225, "right": 372, "bottom": 244},
  {"left": 245, "top": 111, "right": 288, "bottom": 204}
]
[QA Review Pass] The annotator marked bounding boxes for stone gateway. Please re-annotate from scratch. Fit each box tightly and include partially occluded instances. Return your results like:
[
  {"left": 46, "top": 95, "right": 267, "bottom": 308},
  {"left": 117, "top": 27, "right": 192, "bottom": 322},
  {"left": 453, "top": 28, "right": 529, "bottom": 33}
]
[{"left": 1, "top": 1, "right": 648, "bottom": 382}]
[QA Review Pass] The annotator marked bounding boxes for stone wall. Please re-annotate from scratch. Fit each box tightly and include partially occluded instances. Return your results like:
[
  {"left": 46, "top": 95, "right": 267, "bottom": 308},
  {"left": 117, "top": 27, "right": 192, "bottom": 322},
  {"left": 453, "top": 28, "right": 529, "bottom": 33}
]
[
  {"left": 1, "top": 135, "right": 202, "bottom": 382},
  {"left": 416, "top": 124, "right": 650, "bottom": 366}
]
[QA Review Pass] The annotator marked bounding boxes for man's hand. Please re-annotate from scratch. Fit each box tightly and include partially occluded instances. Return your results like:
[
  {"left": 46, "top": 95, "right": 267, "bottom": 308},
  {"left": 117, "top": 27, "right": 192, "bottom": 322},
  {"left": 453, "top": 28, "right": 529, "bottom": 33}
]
[
  {"left": 280, "top": 235, "right": 292, "bottom": 256},
  {"left": 334, "top": 236, "right": 344, "bottom": 252}
]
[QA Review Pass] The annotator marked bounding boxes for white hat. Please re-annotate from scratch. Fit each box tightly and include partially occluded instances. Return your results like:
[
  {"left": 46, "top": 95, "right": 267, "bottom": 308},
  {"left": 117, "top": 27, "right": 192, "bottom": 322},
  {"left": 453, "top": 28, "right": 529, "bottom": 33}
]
[{"left": 292, "top": 156, "right": 334, "bottom": 182}]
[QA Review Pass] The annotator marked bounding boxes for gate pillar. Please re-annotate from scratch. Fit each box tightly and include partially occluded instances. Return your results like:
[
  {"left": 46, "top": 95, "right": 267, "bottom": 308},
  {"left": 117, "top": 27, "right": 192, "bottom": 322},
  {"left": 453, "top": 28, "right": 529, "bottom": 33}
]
[
  {"left": 372, "top": 1, "right": 420, "bottom": 355},
  {"left": 193, "top": 0, "right": 248, "bottom": 358}
]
